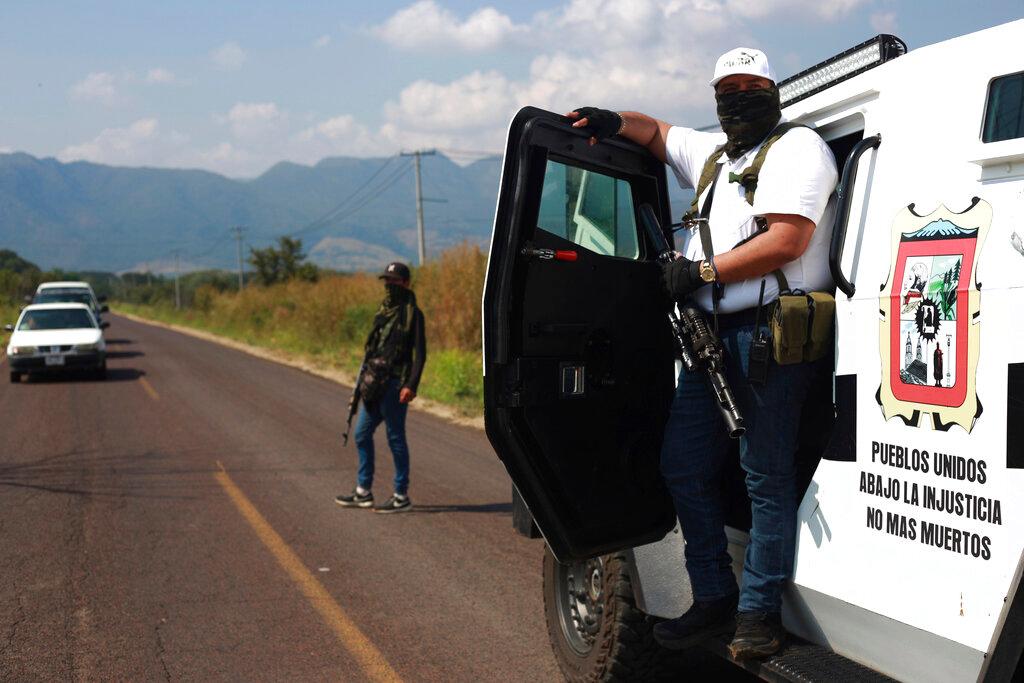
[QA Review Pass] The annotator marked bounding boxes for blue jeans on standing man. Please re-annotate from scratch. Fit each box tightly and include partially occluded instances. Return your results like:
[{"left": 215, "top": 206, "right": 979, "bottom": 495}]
[
  {"left": 659, "top": 322, "right": 819, "bottom": 614},
  {"left": 355, "top": 378, "right": 410, "bottom": 495}
]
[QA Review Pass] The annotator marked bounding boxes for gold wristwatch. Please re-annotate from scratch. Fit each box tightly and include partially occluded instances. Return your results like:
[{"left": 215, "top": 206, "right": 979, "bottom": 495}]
[{"left": 698, "top": 259, "right": 717, "bottom": 283}]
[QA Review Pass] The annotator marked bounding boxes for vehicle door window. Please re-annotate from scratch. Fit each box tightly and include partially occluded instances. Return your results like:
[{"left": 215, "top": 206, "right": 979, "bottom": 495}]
[
  {"left": 982, "top": 71, "right": 1024, "bottom": 143},
  {"left": 536, "top": 160, "right": 640, "bottom": 259},
  {"left": 18, "top": 309, "right": 95, "bottom": 330}
]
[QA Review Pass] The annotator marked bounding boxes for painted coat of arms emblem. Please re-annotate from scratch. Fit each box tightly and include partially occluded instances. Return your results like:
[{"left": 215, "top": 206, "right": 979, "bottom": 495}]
[{"left": 878, "top": 199, "right": 990, "bottom": 432}]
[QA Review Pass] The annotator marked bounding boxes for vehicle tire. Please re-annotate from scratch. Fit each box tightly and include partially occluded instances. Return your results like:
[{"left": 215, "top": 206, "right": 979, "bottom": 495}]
[
  {"left": 94, "top": 363, "right": 107, "bottom": 381},
  {"left": 9, "top": 371, "right": 20, "bottom": 384},
  {"left": 543, "top": 546, "right": 688, "bottom": 681}
]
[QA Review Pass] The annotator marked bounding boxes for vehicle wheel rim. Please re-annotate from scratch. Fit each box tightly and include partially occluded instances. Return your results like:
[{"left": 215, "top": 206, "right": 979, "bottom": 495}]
[{"left": 554, "top": 556, "right": 605, "bottom": 656}]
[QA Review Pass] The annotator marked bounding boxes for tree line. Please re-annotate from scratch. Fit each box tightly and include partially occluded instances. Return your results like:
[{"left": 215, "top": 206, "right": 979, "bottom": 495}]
[{"left": 0, "top": 237, "right": 322, "bottom": 310}]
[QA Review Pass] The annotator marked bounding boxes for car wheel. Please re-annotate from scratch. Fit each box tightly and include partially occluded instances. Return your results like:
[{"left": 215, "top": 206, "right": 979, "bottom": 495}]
[
  {"left": 542, "top": 546, "right": 689, "bottom": 682},
  {"left": 94, "top": 363, "right": 107, "bottom": 381},
  {"left": 9, "top": 371, "right": 20, "bottom": 384}
]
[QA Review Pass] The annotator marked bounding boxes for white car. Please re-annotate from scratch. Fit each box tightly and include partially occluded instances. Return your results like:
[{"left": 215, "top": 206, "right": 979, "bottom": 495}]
[
  {"left": 36, "top": 280, "right": 98, "bottom": 299},
  {"left": 33, "top": 281, "right": 108, "bottom": 322},
  {"left": 5, "top": 303, "right": 108, "bottom": 382}
]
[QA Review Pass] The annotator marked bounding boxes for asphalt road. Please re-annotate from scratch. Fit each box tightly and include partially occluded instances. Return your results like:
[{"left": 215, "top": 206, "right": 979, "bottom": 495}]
[{"left": 0, "top": 314, "right": 754, "bottom": 681}]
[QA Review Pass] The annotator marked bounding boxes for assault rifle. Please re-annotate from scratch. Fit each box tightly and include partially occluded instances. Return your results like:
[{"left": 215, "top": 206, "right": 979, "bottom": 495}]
[
  {"left": 639, "top": 204, "right": 746, "bottom": 439},
  {"left": 342, "top": 360, "right": 366, "bottom": 447}
]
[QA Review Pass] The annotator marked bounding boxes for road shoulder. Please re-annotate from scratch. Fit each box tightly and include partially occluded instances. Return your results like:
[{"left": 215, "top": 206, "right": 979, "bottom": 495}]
[{"left": 115, "top": 311, "right": 485, "bottom": 431}]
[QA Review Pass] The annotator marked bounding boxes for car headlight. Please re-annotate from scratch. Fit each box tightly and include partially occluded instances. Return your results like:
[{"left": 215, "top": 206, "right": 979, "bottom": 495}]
[
  {"left": 74, "top": 343, "right": 100, "bottom": 352},
  {"left": 8, "top": 346, "right": 36, "bottom": 356}
]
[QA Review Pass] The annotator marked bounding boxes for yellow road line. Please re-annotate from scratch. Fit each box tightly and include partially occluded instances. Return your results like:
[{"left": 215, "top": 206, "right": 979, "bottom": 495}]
[
  {"left": 214, "top": 463, "right": 401, "bottom": 683},
  {"left": 139, "top": 376, "right": 160, "bottom": 401}
]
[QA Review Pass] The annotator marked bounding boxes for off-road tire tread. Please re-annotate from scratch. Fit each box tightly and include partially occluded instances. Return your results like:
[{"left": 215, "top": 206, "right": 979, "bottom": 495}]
[{"left": 544, "top": 550, "right": 690, "bottom": 682}]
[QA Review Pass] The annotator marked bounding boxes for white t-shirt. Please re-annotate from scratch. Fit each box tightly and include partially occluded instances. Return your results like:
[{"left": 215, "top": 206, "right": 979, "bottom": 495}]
[{"left": 664, "top": 122, "right": 839, "bottom": 313}]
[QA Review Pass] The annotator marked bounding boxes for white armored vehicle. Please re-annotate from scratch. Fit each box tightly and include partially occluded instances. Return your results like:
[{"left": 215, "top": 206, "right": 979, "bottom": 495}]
[{"left": 483, "top": 20, "right": 1024, "bottom": 682}]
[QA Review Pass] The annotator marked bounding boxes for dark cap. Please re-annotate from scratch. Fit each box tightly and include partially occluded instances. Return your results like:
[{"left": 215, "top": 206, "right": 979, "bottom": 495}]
[{"left": 378, "top": 261, "right": 411, "bottom": 281}]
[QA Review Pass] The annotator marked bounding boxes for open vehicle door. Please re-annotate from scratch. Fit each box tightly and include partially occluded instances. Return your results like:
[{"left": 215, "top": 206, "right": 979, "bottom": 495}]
[{"left": 483, "top": 107, "right": 678, "bottom": 562}]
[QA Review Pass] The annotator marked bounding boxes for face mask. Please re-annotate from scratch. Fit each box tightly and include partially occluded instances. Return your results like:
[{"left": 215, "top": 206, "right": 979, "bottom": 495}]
[
  {"left": 715, "top": 86, "right": 781, "bottom": 159},
  {"left": 383, "top": 282, "right": 407, "bottom": 306}
]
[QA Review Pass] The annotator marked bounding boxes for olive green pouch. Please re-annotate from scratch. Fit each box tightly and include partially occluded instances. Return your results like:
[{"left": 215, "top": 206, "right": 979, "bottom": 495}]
[
  {"left": 771, "top": 294, "right": 810, "bottom": 365},
  {"left": 804, "top": 291, "right": 836, "bottom": 362}
]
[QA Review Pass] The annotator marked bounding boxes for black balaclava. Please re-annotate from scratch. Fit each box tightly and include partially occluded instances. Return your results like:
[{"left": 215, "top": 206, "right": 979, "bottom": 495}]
[
  {"left": 716, "top": 85, "right": 781, "bottom": 159},
  {"left": 382, "top": 283, "right": 411, "bottom": 310}
]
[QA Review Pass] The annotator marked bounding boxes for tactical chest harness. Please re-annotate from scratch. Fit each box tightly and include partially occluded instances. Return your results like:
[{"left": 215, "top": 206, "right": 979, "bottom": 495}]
[
  {"left": 682, "top": 121, "right": 809, "bottom": 294},
  {"left": 681, "top": 122, "right": 834, "bottom": 366},
  {"left": 359, "top": 299, "right": 416, "bottom": 403}
]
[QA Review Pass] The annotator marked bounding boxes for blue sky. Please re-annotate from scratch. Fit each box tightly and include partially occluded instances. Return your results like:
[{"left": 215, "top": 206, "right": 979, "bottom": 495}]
[{"left": 1, "top": 1, "right": 1020, "bottom": 177}]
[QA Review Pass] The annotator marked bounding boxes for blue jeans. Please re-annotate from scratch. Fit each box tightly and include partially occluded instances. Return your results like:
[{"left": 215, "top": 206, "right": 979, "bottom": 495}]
[
  {"left": 659, "top": 323, "right": 819, "bottom": 613},
  {"left": 354, "top": 378, "right": 410, "bottom": 495}
]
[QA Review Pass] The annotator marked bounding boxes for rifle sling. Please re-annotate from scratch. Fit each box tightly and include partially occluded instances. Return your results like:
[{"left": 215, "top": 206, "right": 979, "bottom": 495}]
[{"left": 697, "top": 164, "right": 722, "bottom": 330}]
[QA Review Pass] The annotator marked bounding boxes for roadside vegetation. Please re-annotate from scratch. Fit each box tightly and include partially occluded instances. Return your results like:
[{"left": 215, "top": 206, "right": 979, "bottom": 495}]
[
  {"left": 117, "top": 242, "right": 487, "bottom": 415},
  {"left": 0, "top": 242, "right": 486, "bottom": 415},
  {"left": 0, "top": 250, "right": 57, "bottom": 346}
]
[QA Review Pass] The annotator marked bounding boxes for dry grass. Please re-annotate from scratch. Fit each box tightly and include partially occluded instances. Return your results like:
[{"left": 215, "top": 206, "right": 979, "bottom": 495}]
[{"left": 118, "top": 243, "right": 488, "bottom": 414}]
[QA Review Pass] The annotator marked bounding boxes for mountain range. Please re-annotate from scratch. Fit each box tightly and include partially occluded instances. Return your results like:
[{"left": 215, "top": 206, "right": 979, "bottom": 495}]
[
  {"left": 0, "top": 152, "right": 503, "bottom": 273},
  {"left": 0, "top": 151, "right": 690, "bottom": 273}
]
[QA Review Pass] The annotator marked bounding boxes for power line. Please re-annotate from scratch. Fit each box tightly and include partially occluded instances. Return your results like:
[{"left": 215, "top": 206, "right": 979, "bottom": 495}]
[
  {"left": 290, "top": 158, "right": 413, "bottom": 240},
  {"left": 189, "top": 233, "right": 232, "bottom": 261},
  {"left": 287, "top": 155, "right": 398, "bottom": 239}
]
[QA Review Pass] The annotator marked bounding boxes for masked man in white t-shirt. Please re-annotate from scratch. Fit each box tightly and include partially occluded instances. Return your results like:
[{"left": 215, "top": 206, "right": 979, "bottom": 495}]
[{"left": 568, "top": 48, "right": 838, "bottom": 660}]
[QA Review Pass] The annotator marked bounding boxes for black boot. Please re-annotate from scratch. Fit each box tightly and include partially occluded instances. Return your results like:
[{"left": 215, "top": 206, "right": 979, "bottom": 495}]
[
  {"left": 652, "top": 593, "right": 738, "bottom": 650},
  {"left": 728, "top": 610, "right": 786, "bottom": 660}
]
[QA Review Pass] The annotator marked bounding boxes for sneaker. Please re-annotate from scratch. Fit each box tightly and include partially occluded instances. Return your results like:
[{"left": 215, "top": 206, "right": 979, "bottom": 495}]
[
  {"left": 375, "top": 494, "right": 412, "bottom": 514},
  {"left": 652, "top": 592, "right": 738, "bottom": 650},
  {"left": 728, "top": 610, "right": 786, "bottom": 660},
  {"left": 335, "top": 489, "right": 374, "bottom": 508}
]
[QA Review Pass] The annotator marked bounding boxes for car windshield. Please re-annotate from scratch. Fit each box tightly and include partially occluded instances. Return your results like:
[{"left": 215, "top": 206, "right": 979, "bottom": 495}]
[
  {"left": 17, "top": 309, "right": 96, "bottom": 330},
  {"left": 34, "top": 291, "right": 94, "bottom": 307}
]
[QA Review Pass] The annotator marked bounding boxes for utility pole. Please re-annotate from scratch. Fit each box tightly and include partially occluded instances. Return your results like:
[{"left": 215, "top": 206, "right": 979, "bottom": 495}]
[
  {"left": 231, "top": 226, "right": 245, "bottom": 290},
  {"left": 400, "top": 149, "right": 436, "bottom": 265},
  {"left": 172, "top": 250, "right": 181, "bottom": 310}
]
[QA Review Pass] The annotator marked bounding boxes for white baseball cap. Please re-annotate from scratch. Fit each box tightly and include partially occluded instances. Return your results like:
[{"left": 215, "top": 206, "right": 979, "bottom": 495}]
[{"left": 709, "top": 47, "right": 776, "bottom": 87}]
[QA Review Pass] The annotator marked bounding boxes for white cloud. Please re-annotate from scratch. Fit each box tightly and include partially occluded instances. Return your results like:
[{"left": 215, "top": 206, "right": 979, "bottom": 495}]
[
  {"left": 374, "top": 1, "right": 722, "bottom": 152},
  {"left": 870, "top": 11, "right": 898, "bottom": 33},
  {"left": 144, "top": 67, "right": 176, "bottom": 84},
  {"left": 211, "top": 41, "right": 247, "bottom": 70},
  {"left": 219, "top": 102, "right": 286, "bottom": 138},
  {"left": 58, "top": 118, "right": 173, "bottom": 166},
  {"left": 385, "top": 70, "right": 517, "bottom": 132},
  {"left": 373, "top": 0, "right": 526, "bottom": 51},
  {"left": 70, "top": 72, "right": 118, "bottom": 105},
  {"left": 299, "top": 114, "right": 360, "bottom": 140},
  {"left": 295, "top": 115, "right": 382, "bottom": 157},
  {"left": 189, "top": 142, "right": 258, "bottom": 176},
  {"left": 54, "top": 1, "right": 881, "bottom": 177},
  {"left": 724, "top": 0, "right": 868, "bottom": 20},
  {"left": 369, "top": 0, "right": 875, "bottom": 156},
  {"left": 58, "top": 119, "right": 263, "bottom": 176}
]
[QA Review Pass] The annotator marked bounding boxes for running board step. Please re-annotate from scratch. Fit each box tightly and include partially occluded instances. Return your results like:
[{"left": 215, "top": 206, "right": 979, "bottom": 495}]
[{"left": 703, "top": 636, "right": 897, "bottom": 682}]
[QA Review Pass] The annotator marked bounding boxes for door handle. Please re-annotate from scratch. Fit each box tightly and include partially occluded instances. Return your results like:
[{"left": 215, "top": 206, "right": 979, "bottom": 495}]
[{"left": 521, "top": 246, "right": 578, "bottom": 262}]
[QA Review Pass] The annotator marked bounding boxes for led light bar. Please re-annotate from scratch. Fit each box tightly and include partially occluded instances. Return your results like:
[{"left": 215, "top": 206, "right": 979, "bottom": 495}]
[{"left": 779, "top": 34, "right": 908, "bottom": 108}]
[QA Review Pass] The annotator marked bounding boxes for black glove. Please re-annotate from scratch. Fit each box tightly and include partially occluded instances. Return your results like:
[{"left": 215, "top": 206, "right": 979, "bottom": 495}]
[
  {"left": 570, "top": 107, "right": 623, "bottom": 141},
  {"left": 661, "top": 257, "right": 707, "bottom": 302}
]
